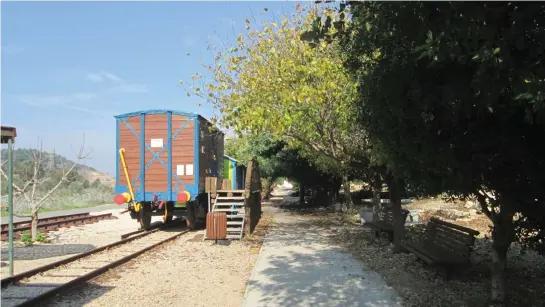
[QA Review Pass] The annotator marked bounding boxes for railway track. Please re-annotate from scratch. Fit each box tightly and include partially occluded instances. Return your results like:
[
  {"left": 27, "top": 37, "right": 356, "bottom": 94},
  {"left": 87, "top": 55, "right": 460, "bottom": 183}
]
[
  {"left": 1, "top": 212, "right": 116, "bottom": 240},
  {"left": 1, "top": 220, "right": 189, "bottom": 307}
]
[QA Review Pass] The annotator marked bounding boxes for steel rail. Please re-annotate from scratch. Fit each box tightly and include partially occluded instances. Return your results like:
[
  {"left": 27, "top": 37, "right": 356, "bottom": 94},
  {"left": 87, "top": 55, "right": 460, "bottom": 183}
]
[
  {"left": 14, "top": 228, "right": 189, "bottom": 307},
  {"left": 1, "top": 213, "right": 115, "bottom": 240},
  {"left": 1, "top": 227, "right": 160, "bottom": 289},
  {"left": 0, "top": 212, "right": 91, "bottom": 231}
]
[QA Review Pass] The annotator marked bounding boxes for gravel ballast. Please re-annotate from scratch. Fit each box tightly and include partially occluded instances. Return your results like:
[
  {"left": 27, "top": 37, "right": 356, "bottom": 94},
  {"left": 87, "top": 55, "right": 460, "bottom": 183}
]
[
  {"left": 40, "top": 211, "right": 274, "bottom": 307},
  {"left": 1, "top": 228, "right": 186, "bottom": 307},
  {"left": 1, "top": 207, "right": 162, "bottom": 276}
]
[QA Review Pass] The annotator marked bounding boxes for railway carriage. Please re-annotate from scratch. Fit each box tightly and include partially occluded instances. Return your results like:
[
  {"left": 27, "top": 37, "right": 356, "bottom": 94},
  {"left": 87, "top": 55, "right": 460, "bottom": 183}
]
[{"left": 114, "top": 109, "right": 224, "bottom": 230}]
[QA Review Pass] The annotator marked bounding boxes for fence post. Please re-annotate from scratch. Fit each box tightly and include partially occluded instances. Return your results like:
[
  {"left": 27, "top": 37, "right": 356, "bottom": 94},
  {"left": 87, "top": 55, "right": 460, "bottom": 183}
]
[
  {"left": 8, "top": 139, "right": 14, "bottom": 277},
  {"left": 244, "top": 157, "right": 262, "bottom": 236}
]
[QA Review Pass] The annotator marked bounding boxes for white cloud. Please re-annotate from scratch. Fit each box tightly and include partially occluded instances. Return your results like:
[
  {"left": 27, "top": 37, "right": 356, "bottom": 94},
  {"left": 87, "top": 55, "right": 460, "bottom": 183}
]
[
  {"left": 87, "top": 71, "right": 123, "bottom": 83},
  {"left": 14, "top": 92, "right": 112, "bottom": 117},
  {"left": 87, "top": 73, "right": 104, "bottom": 83},
  {"left": 65, "top": 105, "right": 113, "bottom": 117},
  {"left": 86, "top": 70, "right": 147, "bottom": 94}
]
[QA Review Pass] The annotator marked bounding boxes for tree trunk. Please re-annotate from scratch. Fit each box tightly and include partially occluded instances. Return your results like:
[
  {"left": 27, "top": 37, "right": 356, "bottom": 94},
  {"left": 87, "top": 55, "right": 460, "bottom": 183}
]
[
  {"left": 299, "top": 182, "right": 305, "bottom": 205},
  {"left": 31, "top": 209, "right": 39, "bottom": 241},
  {"left": 490, "top": 207, "right": 515, "bottom": 307},
  {"left": 263, "top": 177, "right": 275, "bottom": 200},
  {"left": 342, "top": 172, "right": 353, "bottom": 208},
  {"left": 333, "top": 178, "right": 341, "bottom": 203},
  {"left": 385, "top": 172, "right": 405, "bottom": 253},
  {"left": 372, "top": 173, "right": 382, "bottom": 219}
]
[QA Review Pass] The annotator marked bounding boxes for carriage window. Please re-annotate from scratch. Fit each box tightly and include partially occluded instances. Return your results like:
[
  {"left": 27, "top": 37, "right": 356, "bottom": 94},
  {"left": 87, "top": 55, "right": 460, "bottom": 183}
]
[{"left": 201, "top": 146, "right": 205, "bottom": 153}]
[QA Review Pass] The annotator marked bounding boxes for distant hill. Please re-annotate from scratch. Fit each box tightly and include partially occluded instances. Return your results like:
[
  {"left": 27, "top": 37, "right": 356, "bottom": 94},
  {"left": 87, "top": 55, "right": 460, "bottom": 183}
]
[
  {"left": 1, "top": 148, "right": 116, "bottom": 211},
  {"left": 76, "top": 167, "right": 115, "bottom": 185},
  {"left": 0, "top": 148, "right": 114, "bottom": 190}
]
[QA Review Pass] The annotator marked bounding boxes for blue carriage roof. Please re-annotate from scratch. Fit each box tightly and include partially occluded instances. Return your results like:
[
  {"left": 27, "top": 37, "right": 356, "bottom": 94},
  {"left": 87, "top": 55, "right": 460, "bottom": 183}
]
[
  {"left": 114, "top": 109, "right": 200, "bottom": 119},
  {"left": 114, "top": 109, "right": 225, "bottom": 135}
]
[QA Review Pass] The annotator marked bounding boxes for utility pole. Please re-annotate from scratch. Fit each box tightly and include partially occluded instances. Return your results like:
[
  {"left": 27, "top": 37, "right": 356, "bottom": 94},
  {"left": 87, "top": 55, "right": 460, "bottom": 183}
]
[{"left": 2, "top": 126, "right": 17, "bottom": 277}]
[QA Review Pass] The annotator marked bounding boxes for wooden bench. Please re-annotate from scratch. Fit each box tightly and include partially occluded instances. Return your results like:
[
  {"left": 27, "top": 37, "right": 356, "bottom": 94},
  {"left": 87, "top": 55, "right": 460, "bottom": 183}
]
[
  {"left": 401, "top": 217, "right": 480, "bottom": 279},
  {"left": 366, "top": 209, "right": 410, "bottom": 242}
]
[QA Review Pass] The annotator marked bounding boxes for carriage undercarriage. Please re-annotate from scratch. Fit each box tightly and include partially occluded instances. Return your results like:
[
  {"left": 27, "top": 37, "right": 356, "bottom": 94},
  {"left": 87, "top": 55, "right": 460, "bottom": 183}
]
[{"left": 128, "top": 197, "right": 208, "bottom": 230}]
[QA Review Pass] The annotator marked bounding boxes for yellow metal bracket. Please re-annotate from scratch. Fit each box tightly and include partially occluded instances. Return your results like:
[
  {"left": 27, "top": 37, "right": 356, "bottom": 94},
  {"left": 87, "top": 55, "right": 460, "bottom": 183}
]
[{"left": 119, "top": 148, "right": 141, "bottom": 212}]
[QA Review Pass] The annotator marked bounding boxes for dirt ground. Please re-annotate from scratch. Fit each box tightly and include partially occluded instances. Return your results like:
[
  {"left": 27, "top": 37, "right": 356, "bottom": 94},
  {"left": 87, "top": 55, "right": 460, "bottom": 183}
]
[
  {"left": 42, "top": 206, "right": 274, "bottom": 307},
  {"left": 305, "top": 201, "right": 545, "bottom": 307}
]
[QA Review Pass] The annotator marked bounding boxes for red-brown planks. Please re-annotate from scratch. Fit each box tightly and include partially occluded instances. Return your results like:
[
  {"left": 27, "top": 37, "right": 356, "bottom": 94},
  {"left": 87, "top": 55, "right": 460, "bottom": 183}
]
[
  {"left": 170, "top": 115, "right": 195, "bottom": 189},
  {"left": 144, "top": 114, "right": 168, "bottom": 191},
  {"left": 119, "top": 116, "right": 141, "bottom": 189}
]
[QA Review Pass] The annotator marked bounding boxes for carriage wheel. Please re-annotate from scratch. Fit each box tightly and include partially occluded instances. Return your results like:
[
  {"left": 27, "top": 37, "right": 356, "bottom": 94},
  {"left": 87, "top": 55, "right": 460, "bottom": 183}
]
[
  {"left": 163, "top": 202, "right": 174, "bottom": 224},
  {"left": 139, "top": 203, "right": 152, "bottom": 230},
  {"left": 185, "top": 201, "right": 197, "bottom": 230}
]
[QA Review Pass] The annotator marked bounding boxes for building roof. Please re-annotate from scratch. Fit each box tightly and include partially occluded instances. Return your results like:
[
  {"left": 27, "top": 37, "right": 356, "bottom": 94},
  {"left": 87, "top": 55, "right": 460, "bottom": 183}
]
[
  {"left": 224, "top": 155, "right": 238, "bottom": 162},
  {"left": 1, "top": 126, "right": 17, "bottom": 144}
]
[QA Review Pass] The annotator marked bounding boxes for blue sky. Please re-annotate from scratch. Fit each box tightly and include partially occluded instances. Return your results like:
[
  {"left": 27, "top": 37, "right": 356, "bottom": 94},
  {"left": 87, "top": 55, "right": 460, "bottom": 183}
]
[{"left": 1, "top": 1, "right": 300, "bottom": 175}]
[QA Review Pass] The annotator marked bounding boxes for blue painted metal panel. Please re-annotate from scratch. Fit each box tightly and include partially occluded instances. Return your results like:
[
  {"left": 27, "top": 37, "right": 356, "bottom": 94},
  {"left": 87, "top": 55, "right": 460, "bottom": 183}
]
[
  {"left": 232, "top": 160, "right": 237, "bottom": 190},
  {"left": 140, "top": 113, "right": 145, "bottom": 201},
  {"left": 114, "top": 109, "right": 199, "bottom": 119},
  {"left": 193, "top": 117, "right": 200, "bottom": 195},
  {"left": 167, "top": 112, "right": 172, "bottom": 200},
  {"left": 115, "top": 119, "right": 120, "bottom": 189}
]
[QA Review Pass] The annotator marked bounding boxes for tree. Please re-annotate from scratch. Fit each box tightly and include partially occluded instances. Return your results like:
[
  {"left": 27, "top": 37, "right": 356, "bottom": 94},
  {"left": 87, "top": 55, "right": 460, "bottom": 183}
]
[
  {"left": 340, "top": 2, "right": 545, "bottom": 305},
  {"left": 183, "top": 4, "right": 369, "bottom": 207},
  {"left": 225, "top": 132, "right": 284, "bottom": 199},
  {"left": 225, "top": 132, "right": 341, "bottom": 204},
  {"left": 82, "top": 179, "right": 90, "bottom": 189},
  {"left": 0, "top": 136, "right": 90, "bottom": 241},
  {"left": 91, "top": 178, "right": 101, "bottom": 188}
]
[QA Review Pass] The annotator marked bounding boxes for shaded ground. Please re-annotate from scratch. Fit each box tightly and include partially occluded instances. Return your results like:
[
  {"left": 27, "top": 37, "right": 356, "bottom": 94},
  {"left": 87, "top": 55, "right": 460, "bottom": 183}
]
[
  {"left": 301, "top": 205, "right": 545, "bottom": 307},
  {"left": 242, "top": 198, "right": 402, "bottom": 307}
]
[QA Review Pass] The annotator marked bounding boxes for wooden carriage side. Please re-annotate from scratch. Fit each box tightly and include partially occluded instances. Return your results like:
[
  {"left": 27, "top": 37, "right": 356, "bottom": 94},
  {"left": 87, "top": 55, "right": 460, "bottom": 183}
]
[{"left": 116, "top": 110, "right": 198, "bottom": 202}]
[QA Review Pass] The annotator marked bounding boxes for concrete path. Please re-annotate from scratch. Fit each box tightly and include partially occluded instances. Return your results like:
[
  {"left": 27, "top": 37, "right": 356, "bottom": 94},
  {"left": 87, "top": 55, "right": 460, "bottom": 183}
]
[
  {"left": 1, "top": 204, "right": 119, "bottom": 224},
  {"left": 242, "top": 197, "right": 403, "bottom": 307}
]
